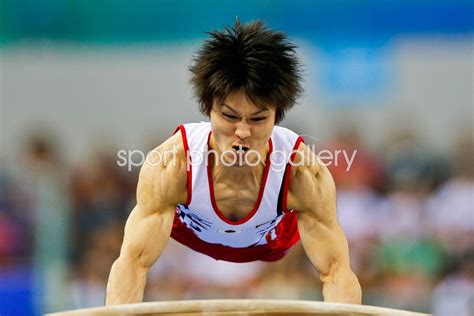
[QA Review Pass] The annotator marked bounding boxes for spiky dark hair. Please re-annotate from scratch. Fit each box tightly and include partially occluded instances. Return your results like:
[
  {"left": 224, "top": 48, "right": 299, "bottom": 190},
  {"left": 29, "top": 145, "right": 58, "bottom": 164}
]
[{"left": 189, "top": 20, "right": 303, "bottom": 124}]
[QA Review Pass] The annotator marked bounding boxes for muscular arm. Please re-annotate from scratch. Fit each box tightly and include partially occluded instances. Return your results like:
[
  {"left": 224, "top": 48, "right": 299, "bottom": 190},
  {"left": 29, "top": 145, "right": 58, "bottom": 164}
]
[
  {"left": 287, "top": 143, "right": 362, "bottom": 304},
  {"left": 105, "top": 134, "right": 187, "bottom": 305}
]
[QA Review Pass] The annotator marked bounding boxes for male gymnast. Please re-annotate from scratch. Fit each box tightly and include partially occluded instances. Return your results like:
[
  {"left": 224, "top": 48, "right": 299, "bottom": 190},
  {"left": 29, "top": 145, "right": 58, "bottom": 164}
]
[{"left": 106, "top": 20, "right": 361, "bottom": 305}]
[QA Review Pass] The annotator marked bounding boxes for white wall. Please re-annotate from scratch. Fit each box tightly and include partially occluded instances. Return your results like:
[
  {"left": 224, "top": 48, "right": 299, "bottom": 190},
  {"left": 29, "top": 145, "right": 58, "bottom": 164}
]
[{"left": 1, "top": 37, "right": 472, "bottom": 164}]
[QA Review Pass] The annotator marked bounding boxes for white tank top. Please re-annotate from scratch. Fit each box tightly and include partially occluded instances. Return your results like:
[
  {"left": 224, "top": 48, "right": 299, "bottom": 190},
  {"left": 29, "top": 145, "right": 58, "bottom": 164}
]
[{"left": 175, "top": 122, "right": 301, "bottom": 249}]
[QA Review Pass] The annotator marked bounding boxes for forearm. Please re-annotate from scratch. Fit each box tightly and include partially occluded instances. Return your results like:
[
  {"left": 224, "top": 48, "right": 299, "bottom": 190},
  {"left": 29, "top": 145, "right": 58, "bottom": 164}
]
[
  {"left": 321, "top": 267, "right": 362, "bottom": 304},
  {"left": 105, "top": 257, "right": 149, "bottom": 305}
]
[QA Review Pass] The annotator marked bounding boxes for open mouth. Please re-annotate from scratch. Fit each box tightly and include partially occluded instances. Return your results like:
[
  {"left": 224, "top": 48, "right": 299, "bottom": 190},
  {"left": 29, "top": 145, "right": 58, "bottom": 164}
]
[{"left": 232, "top": 145, "right": 249, "bottom": 153}]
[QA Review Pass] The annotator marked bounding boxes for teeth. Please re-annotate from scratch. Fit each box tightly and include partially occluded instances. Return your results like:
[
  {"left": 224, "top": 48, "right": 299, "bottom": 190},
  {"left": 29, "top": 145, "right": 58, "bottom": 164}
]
[{"left": 233, "top": 145, "right": 247, "bottom": 153}]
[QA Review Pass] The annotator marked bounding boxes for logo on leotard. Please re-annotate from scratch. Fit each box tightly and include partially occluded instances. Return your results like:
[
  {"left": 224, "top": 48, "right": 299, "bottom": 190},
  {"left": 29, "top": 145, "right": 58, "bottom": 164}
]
[{"left": 176, "top": 204, "right": 212, "bottom": 232}]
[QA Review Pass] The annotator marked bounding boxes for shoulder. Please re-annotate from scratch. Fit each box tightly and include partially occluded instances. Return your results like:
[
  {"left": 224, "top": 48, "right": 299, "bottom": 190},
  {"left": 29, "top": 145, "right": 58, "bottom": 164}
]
[
  {"left": 271, "top": 125, "right": 301, "bottom": 143},
  {"left": 287, "top": 142, "right": 327, "bottom": 194},
  {"left": 286, "top": 142, "right": 336, "bottom": 218},
  {"left": 137, "top": 132, "right": 188, "bottom": 212}
]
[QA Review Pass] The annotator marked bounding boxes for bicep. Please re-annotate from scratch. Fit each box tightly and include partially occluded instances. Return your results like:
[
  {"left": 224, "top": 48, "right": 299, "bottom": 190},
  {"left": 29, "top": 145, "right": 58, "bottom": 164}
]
[
  {"left": 119, "top": 142, "right": 186, "bottom": 268},
  {"left": 120, "top": 203, "right": 175, "bottom": 268}
]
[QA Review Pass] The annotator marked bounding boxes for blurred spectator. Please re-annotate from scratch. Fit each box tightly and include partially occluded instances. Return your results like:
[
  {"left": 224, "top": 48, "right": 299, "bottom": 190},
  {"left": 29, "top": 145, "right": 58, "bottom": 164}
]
[
  {"left": 17, "top": 132, "right": 73, "bottom": 313},
  {"left": 0, "top": 166, "right": 37, "bottom": 315},
  {"left": 425, "top": 132, "right": 474, "bottom": 255},
  {"left": 336, "top": 188, "right": 381, "bottom": 287},
  {"left": 70, "top": 148, "right": 135, "bottom": 265},
  {"left": 321, "top": 122, "right": 386, "bottom": 287},
  {"left": 67, "top": 146, "right": 137, "bottom": 308},
  {"left": 0, "top": 169, "right": 31, "bottom": 264},
  {"left": 432, "top": 251, "right": 474, "bottom": 316},
  {"left": 361, "top": 125, "right": 454, "bottom": 312},
  {"left": 383, "top": 125, "right": 448, "bottom": 194},
  {"left": 68, "top": 222, "right": 123, "bottom": 308},
  {"left": 323, "top": 121, "right": 386, "bottom": 192}
]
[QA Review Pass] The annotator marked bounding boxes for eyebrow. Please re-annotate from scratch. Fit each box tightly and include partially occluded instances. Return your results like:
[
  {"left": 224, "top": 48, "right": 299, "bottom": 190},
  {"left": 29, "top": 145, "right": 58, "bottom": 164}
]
[{"left": 222, "top": 104, "right": 269, "bottom": 116}]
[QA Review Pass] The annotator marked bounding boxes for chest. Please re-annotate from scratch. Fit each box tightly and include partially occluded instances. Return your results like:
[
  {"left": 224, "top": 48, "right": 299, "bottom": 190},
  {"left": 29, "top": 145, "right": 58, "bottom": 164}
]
[{"left": 212, "top": 181, "right": 261, "bottom": 220}]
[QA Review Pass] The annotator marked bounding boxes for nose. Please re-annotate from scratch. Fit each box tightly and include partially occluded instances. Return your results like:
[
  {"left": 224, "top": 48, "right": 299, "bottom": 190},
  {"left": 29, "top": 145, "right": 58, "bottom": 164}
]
[{"left": 235, "top": 121, "right": 251, "bottom": 140}]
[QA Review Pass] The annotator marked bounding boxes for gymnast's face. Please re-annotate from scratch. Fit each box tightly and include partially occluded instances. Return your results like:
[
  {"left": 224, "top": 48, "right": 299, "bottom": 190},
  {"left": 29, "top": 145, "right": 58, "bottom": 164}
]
[{"left": 209, "top": 92, "right": 276, "bottom": 167}]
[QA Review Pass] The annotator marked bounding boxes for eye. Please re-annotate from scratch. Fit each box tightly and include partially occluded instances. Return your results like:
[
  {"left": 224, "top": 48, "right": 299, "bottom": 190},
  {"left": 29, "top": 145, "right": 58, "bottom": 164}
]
[
  {"left": 250, "top": 117, "right": 267, "bottom": 122},
  {"left": 223, "top": 113, "right": 238, "bottom": 120}
]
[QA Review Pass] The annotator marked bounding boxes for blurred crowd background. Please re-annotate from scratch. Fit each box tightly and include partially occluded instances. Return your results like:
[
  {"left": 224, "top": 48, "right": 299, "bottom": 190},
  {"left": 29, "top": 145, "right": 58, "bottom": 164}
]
[{"left": 0, "top": 1, "right": 473, "bottom": 315}]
